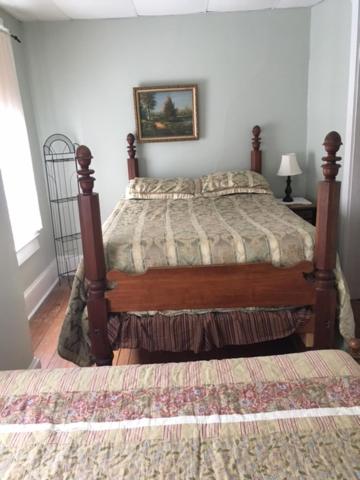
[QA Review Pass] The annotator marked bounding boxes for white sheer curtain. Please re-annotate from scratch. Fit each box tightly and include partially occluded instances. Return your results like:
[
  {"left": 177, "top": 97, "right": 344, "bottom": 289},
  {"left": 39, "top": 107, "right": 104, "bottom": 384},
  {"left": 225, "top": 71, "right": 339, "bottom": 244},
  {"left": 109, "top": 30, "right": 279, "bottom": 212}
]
[{"left": 0, "top": 25, "right": 42, "bottom": 251}]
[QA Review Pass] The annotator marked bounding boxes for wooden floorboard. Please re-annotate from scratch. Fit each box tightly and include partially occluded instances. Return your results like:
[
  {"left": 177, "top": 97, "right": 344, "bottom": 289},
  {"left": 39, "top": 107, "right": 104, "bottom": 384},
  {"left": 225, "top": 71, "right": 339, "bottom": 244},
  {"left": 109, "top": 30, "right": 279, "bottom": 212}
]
[
  {"left": 47, "top": 352, "right": 73, "bottom": 369},
  {"left": 30, "top": 285, "right": 65, "bottom": 350},
  {"left": 29, "top": 282, "right": 134, "bottom": 368},
  {"left": 117, "top": 348, "right": 132, "bottom": 365},
  {"left": 29, "top": 284, "right": 360, "bottom": 369},
  {"left": 32, "top": 286, "right": 71, "bottom": 368}
]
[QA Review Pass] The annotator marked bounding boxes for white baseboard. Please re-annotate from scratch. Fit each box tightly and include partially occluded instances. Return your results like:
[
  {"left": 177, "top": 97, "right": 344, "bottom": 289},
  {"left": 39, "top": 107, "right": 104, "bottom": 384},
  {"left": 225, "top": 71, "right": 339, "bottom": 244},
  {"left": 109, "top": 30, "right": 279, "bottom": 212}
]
[
  {"left": 28, "top": 356, "right": 41, "bottom": 369},
  {"left": 24, "top": 258, "right": 58, "bottom": 320}
]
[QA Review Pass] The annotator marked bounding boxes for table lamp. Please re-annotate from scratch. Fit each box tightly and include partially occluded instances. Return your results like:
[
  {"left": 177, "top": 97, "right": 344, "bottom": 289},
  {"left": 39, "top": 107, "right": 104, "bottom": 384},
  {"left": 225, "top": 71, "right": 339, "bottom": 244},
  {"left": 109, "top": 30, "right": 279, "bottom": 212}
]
[{"left": 277, "top": 153, "right": 302, "bottom": 202}]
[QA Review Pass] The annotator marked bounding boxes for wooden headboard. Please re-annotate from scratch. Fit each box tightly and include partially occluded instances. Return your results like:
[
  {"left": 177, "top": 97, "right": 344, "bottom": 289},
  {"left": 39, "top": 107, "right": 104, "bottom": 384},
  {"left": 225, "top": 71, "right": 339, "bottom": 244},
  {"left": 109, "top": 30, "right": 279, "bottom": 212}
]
[{"left": 126, "top": 125, "right": 262, "bottom": 180}]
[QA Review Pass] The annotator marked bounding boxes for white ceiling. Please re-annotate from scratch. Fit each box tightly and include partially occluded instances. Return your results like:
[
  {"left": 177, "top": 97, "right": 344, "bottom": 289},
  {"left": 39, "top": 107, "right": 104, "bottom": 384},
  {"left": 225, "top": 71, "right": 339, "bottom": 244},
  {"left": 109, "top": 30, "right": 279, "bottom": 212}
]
[{"left": 0, "top": 0, "right": 324, "bottom": 22}]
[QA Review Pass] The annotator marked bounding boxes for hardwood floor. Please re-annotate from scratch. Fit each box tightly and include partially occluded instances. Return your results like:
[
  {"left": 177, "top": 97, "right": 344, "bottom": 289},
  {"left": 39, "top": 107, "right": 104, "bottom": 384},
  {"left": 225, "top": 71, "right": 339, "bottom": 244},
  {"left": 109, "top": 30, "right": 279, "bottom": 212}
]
[
  {"left": 30, "top": 283, "right": 73, "bottom": 368},
  {"left": 30, "top": 282, "right": 360, "bottom": 369},
  {"left": 30, "top": 282, "right": 132, "bottom": 368}
]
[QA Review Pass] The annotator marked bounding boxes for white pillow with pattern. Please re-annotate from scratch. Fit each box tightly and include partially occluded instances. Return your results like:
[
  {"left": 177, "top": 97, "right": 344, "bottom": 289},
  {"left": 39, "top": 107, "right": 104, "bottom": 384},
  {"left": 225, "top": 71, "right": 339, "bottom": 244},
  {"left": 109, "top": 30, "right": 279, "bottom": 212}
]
[
  {"left": 199, "top": 170, "right": 272, "bottom": 197},
  {"left": 126, "top": 177, "right": 195, "bottom": 199}
]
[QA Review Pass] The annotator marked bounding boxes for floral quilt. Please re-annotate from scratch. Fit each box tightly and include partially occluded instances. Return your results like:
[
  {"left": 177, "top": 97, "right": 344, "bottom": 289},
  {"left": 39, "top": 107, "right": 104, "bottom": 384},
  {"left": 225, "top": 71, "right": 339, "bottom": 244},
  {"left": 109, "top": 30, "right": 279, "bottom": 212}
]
[{"left": 0, "top": 350, "right": 359, "bottom": 479}]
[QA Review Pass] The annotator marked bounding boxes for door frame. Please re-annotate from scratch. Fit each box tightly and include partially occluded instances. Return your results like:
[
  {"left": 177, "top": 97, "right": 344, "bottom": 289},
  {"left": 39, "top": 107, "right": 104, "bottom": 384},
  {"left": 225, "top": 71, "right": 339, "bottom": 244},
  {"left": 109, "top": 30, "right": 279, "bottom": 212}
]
[{"left": 340, "top": 0, "right": 360, "bottom": 298}]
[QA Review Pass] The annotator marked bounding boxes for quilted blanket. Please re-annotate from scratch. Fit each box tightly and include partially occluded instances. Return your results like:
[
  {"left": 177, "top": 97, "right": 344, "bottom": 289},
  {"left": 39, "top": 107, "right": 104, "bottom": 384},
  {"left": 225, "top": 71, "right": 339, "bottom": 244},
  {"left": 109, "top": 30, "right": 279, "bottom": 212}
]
[
  {"left": 0, "top": 350, "right": 359, "bottom": 479},
  {"left": 58, "top": 194, "right": 354, "bottom": 365}
]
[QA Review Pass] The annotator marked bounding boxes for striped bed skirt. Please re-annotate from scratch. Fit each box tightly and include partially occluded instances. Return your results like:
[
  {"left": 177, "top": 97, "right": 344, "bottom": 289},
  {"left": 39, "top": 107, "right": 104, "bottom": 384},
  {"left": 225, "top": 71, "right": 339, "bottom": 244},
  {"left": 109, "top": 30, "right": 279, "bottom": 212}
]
[{"left": 107, "top": 307, "right": 312, "bottom": 353}]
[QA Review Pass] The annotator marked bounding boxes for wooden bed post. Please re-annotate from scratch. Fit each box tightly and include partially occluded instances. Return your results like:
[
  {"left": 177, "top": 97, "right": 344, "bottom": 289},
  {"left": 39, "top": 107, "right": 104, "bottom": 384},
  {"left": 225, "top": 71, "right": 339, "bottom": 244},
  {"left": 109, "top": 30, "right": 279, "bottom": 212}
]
[
  {"left": 251, "top": 126, "right": 262, "bottom": 173},
  {"left": 127, "top": 133, "right": 139, "bottom": 180},
  {"left": 313, "top": 132, "right": 342, "bottom": 349},
  {"left": 77, "top": 146, "right": 113, "bottom": 366}
]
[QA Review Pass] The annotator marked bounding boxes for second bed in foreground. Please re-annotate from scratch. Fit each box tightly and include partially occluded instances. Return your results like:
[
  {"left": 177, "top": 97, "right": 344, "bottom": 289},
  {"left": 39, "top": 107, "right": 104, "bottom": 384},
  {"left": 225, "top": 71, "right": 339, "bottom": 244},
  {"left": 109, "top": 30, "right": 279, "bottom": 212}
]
[{"left": 0, "top": 350, "right": 359, "bottom": 478}]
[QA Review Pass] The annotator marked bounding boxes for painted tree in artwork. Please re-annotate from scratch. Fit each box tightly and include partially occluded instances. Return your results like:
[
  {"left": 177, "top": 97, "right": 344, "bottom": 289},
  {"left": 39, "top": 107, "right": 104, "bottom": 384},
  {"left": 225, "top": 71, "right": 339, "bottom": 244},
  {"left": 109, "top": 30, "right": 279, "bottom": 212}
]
[
  {"left": 163, "top": 96, "right": 177, "bottom": 121},
  {"left": 140, "top": 93, "right": 156, "bottom": 120}
]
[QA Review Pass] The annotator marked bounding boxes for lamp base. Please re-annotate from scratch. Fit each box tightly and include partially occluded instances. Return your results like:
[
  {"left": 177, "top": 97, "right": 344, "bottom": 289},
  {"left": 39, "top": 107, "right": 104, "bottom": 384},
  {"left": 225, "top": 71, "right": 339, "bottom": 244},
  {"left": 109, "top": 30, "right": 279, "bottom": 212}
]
[{"left": 283, "top": 176, "right": 293, "bottom": 202}]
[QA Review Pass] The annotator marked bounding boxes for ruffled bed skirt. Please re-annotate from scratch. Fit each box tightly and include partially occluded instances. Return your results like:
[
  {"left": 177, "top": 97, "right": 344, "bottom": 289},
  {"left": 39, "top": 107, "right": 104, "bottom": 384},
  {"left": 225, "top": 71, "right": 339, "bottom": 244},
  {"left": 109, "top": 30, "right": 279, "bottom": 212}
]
[{"left": 108, "top": 308, "right": 312, "bottom": 354}]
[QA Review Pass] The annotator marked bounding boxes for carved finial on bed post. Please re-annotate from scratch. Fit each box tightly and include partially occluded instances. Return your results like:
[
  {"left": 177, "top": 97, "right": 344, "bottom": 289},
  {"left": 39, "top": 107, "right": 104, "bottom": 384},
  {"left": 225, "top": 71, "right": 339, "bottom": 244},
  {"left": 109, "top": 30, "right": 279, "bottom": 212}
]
[
  {"left": 252, "top": 125, "right": 261, "bottom": 151},
  {"left": 76, "top": 145, "right": 95, "bottom": 195},
  {"left": 251, "top": 125, "right": 262, "bottom": 173},
  {"left": 127, "top": 133, "right": 139, "bottom": 180},
  {"left": 127, "top": 133, "right": 136, "bottom": 157},
  {"left": 313, "top": 131, "right": 342, "bottom": 350},
  {"left": 348, "top": 338, "right": 360, "bottom": 360},
  {"left": 322, "top": 131, "right": 342, "bottom": 181}
]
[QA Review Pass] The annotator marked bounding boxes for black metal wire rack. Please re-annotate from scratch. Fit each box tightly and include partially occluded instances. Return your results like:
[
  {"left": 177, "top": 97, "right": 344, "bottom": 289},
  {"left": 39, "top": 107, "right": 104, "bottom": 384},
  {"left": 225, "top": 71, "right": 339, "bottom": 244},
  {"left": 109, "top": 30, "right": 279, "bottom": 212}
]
[{"left": 43, "top": 134, "right": 82, "bottom": 282}]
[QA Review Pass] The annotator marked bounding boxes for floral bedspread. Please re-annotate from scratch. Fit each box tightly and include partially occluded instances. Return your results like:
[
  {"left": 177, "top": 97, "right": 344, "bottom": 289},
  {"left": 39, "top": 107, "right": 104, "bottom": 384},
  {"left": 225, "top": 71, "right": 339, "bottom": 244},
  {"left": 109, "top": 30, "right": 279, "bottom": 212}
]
[
  {"left": 0, "top": 350, "right": 359, "bottom": 479},
  {"left": 58, "top": 194, "right": 355, "bottom": 366}
]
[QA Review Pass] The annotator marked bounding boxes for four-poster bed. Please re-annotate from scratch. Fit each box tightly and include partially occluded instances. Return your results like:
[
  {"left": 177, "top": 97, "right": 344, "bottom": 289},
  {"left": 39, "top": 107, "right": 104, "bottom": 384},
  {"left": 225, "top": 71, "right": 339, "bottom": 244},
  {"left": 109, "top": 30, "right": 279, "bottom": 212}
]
[{"left": 60, "top": 126, "right": 359, "bottom": 366}]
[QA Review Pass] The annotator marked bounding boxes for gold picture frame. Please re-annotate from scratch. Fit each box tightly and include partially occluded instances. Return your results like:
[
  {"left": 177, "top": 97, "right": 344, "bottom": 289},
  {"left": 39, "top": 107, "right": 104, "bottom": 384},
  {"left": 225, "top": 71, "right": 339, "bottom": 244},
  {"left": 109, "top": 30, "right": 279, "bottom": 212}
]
[{"left": 133, "top": 85, "right": 199, "bottom": 143}]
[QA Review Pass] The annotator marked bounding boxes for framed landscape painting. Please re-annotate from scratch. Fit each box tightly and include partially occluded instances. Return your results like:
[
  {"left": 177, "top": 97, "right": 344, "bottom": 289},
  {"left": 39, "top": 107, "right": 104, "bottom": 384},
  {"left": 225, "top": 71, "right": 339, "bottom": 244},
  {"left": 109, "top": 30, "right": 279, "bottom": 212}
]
[{"left": 133, "top": 85, "right": 199, "bottom": 143}]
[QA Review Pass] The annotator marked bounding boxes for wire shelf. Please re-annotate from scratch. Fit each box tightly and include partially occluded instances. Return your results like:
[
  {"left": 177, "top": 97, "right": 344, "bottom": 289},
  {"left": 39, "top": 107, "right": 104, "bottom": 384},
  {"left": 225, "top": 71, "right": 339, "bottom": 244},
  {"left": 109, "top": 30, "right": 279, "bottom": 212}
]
[
  {"left": 43, "top": 134, "right": 82, "bottom": 284},
  {"left": 54, "top": 232, "right": 81, "bottom": 242},
  {"left": 50, "top": 196, "right": 78, "bottom": 204}
]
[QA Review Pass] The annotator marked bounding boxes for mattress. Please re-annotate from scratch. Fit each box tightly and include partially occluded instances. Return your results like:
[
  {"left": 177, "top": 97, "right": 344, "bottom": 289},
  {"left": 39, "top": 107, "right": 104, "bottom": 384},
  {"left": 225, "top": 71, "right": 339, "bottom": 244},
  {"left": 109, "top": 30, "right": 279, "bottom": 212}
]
[
  {"left": 1, "top": 350, "right": 359, "bottom": 479},
  {"left": 58, "top": 194, "right": 354, "bottom": 365},
  {"left": 101, "top": 193, "right": 315, "bottom": 271}
]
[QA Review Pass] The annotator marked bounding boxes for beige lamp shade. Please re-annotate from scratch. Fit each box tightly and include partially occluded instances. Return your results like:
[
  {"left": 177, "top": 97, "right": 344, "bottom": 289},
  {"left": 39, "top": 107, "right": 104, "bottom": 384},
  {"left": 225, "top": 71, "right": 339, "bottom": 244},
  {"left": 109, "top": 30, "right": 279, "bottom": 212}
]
[{"left": 277, "top": 153, "right": 302, "bottom": 176}]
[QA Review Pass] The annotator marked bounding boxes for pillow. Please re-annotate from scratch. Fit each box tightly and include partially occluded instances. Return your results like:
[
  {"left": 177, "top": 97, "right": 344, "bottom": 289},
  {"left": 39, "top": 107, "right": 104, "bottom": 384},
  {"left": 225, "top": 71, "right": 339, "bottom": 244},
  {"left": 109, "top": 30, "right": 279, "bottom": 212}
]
[
  {"left": 126, "top": 176, "right": 195, "bottom": 199},
  {"left": 199, "top": 170, "right": 272, "bottom": 197}
]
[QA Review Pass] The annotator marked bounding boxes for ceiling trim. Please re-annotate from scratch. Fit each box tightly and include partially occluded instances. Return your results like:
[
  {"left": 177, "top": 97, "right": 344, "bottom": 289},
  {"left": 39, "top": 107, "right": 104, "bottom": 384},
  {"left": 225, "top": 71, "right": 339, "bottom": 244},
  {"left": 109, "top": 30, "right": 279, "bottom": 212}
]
[{"left": 0, "top": 0, "right": 324, "bottom": 22}]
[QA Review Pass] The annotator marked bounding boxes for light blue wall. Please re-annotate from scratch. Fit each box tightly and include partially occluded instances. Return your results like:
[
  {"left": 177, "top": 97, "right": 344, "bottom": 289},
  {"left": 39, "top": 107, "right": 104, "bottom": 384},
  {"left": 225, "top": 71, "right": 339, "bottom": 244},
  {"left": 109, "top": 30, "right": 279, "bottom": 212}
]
[
  {"left": 306, "top": 0, "right": 351, "bottom": 201},
  {"left": 23, "top": 9, "right": 311, "bottom": 220},
  {"left": 0, "top": 172, "right": 33, "bottom": 370}
]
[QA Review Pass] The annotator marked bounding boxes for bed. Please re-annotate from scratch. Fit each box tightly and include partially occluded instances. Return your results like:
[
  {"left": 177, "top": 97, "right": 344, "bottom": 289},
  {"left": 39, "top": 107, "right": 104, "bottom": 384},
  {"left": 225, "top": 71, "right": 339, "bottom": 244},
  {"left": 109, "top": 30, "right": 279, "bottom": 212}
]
[
  {"left": 1, "top": 350, "right": 359, "bottom": 478},
  {"left": 58, "top": 126, "right": 359, "bottom": 366}
]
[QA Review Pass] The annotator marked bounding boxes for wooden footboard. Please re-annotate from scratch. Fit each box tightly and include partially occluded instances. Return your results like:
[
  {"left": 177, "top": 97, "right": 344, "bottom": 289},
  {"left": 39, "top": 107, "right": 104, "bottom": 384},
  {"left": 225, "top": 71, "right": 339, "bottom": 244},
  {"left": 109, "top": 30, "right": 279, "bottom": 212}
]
[
  {"left": 76, "top": 127, "right": 359, "bottom": 365},
  {"left": 106, "top": 262, "right": 315, "bottom": 312}
]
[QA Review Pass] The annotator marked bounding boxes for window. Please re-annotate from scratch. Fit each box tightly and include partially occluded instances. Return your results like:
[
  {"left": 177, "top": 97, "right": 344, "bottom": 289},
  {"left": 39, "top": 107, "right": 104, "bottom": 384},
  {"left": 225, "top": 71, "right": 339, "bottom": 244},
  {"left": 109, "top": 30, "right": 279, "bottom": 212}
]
[{"left": 0, "top": 24, "right": 42, "bottom": 254}]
